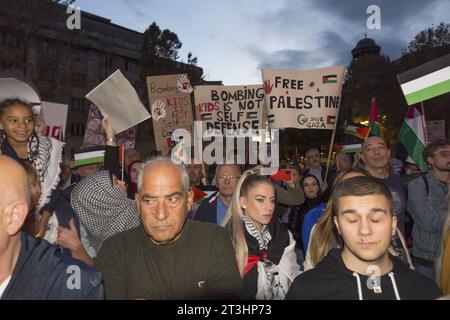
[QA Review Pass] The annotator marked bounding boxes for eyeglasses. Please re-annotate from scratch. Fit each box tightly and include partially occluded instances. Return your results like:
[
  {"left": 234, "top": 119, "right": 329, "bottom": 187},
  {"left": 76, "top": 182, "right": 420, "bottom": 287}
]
[
  {"left": 434, "top": 151, "right": 450, "bottom": 158},
  {"left": 217, "top": 175, "right": 240, "bottom": 182}
]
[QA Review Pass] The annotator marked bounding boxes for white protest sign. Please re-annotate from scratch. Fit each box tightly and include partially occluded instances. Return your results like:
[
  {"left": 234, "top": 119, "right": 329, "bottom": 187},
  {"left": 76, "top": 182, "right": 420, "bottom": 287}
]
[
  {"left": 261, "top": 66, "right": 345, "bottom": 129},
  {"left": 40, "top": 101, "right": 68, "bottom": 141},
  {"left": 194, "top": 85, "right": 265, "bottom": 134},
  {"left": 86, "top": 70, "right": 150, "bottom": 134},
  {"left": 0, "top": 78, "right": 41, "bottom": 114}
]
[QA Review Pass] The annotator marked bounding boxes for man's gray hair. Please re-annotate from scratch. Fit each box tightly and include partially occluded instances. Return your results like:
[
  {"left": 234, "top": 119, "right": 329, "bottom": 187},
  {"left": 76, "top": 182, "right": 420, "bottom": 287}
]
[
  {"left": 137, "top": 156, "right": 190, "bottom": 193},
  {"left": 306, "top": 148, "right": 320, "bottom": 157}
]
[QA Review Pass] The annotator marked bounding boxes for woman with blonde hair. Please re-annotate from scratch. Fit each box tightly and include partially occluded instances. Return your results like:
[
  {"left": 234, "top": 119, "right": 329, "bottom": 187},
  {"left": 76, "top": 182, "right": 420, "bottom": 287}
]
[
  {"left": 221, "top": 170, "right": 301, "bottom": 300},
  {"left": 435, "top": 195, "right": 450, "bottom": 294}
]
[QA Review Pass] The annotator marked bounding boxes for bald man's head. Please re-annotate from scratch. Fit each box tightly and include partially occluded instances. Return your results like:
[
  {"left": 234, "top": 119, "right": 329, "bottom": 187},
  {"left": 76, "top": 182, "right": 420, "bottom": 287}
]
[{"left": 0, "top": 156, "right": 30, "bottom": 212}]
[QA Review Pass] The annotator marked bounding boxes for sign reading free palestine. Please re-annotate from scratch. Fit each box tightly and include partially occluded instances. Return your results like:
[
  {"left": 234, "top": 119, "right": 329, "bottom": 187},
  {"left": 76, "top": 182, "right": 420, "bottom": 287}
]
[{"left": 261, "top": 66, "right": 345, "bottom": 130}]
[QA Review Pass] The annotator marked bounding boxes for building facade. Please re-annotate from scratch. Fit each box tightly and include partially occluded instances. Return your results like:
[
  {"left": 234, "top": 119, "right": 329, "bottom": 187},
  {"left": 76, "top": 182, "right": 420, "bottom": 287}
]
[{"left": 0, "top": 0, "right": 205, "bottom": 158}]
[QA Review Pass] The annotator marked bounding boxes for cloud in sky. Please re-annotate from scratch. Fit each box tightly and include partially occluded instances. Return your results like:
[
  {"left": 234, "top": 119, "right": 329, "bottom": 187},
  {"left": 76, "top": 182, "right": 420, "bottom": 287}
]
[
  {"left": 245, "top": 0, "right": 449, "bottom": 79},
  {"left": 74, "top": 0, "right": 449, "bottom": 84}
]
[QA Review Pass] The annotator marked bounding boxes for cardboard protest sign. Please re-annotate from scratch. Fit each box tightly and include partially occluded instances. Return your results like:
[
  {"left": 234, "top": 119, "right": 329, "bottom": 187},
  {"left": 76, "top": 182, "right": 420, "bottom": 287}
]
[
  {"left": 83, "top": 104, "right": 137, "bottom": 149},
  {"left": 40, "top": 101, "right": 68, "bottom": 141},
  {"left": 426, "top": 120, "right": 446, "bottom": 143},
  {"left": 86, "top": 70, "right": 150, "bottom": 134},
  {"left": 194, "top": 85, "right": 266, "bottom": 133},
  {"left": 146, "top": 74, "right": 194, "bottom": 154},
  {"left": 261, "top": 66, "right": 344, "bottom": 129}
]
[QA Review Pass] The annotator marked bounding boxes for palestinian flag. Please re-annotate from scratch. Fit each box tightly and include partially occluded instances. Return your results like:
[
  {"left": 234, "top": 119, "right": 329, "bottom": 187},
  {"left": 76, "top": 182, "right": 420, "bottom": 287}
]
[
  {"left": 398, "top": 105, "right": 428, "bottom": 171},
  {"left": 73, "top": 145, "right": 105, "bottom": 167},
  {"left": 246, "top": 111, "right": 258, "bottom": 120},
  {"left": 327, "top": 115, "right": 336, "bottom": 125},
  {"left": 200, "top": 113, "right": 213, "bottom": 121},
  {"left": 335, "top": 143, "right": 362, "bottom": 154},
  {"left": 398, "top": 54, "right": 450, "bottom": 105},
  {"left": 192, "top": 186, "right": 207, "bottom": 204},
  {"left": 344, "top": 125, "right": 370, "bottom": 141},
  {"left": 322, "top": 74, "right": 337, "bottom": 84},
  {"left": 369, "top": 98, "right": 380, "bottom": 137}
]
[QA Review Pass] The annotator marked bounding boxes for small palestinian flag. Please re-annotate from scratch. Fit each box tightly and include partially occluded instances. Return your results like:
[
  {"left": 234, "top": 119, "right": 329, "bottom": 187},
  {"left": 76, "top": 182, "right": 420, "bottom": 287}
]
[
  {"left": 344, "top": 125, "right": 370, "bottom": 141},
  {"left": 322, "top": 74, "right": 337, "bottom": 84},
  {"left": 200, "top": 113, "right": 213, "bottom": 121},
  {"left": 268, "top": 114, "right": 275, "bottom": 125},
  {"left": 327, "top": 115, "right": 336, "bottom": 125},
  {"left": 398, "top": 54, "right": 450, "bottom": 105},
  {"left": 192, "top": 186, "right": 207, "bottom": 203},
  {"left": 73, "top": 145, "right": 105, "bottom": 167},
  {"left": 398, "top": 105, "right": 427, "bottom": 171},
  {"left": 246, "top": 111, "right": 258, "bottom": 120},
  {"left": 335, "top": 143, "right": 362, "bottom": 154}
]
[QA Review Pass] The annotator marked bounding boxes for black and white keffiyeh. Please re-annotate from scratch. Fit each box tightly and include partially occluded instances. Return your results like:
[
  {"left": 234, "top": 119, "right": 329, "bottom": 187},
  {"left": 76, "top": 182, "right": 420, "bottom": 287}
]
[
  {"left": 243, "top": 216, "right": 300, "bottom": 300},
  {"left": 30, "top": 135, "right": 64, "bottom": 212},
  {"left": 71, "top": 170, "right": 141, "bottom": 253}
]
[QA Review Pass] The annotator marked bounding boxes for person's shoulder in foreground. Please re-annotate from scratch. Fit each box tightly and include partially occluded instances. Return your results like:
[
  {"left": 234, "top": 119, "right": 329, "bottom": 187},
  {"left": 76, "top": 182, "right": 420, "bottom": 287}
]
[{"left": 3, "top": 232, "right": 103, "bottom": 300}]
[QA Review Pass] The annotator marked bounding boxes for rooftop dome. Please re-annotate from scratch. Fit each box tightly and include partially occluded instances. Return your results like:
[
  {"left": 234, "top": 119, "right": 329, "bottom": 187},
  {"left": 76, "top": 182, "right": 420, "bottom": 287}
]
[{"left": 352, "top": 34, "right": 381, "bottom": 59}]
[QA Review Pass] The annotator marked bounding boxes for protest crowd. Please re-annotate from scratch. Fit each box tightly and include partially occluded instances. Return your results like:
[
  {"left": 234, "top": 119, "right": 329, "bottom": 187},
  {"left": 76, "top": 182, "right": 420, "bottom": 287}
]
[{"left": 0, "top": 13, "right": 449, "bottom": 300}]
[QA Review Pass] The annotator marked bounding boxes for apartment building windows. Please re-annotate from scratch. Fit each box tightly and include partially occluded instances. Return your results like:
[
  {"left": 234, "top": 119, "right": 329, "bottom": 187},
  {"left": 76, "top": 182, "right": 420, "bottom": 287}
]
[
  {"left": 70, "top": 97, "right": 87, "bottom": 110},
  {"left": 125, "top": 60, "right": 139, "bottom": 73},
  {"left": 70, "top": 122, "right": 86, "bottom": 137}
]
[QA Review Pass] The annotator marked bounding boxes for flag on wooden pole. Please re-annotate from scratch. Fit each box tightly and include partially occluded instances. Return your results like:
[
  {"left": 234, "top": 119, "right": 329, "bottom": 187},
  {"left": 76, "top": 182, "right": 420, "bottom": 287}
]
[{"left": 398, "top": 105, "right": 427, "bottom": 171}]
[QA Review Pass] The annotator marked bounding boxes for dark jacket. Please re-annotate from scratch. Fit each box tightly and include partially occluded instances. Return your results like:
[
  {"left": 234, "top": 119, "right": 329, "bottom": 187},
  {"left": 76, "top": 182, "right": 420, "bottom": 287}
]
[
  {"left": 194, "top": 192, "right": 220, "bottom": 224},
  {"left": 286, "top": 248, "right": 442, "bottom": 300},
  {"left": 1, "top": 233, "right": 103, "bottom": 300},
  {"left": 288, "top": 197, "right": 321, "bottom": 249}
]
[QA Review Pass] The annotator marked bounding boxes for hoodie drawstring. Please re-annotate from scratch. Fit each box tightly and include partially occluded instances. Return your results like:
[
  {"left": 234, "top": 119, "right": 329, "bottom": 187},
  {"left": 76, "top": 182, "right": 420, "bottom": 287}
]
[
  {"left": 388, "top": 272, "right": 401, "bottom": 300},
  {"left": 352, "top": 272, "right": 363, "bottom": 300}
]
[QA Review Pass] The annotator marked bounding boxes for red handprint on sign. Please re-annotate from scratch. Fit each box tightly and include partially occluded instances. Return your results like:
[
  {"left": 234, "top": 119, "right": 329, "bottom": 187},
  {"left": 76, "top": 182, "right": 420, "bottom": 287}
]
[
  {"left": 264, "top": 80, "right": 274, "bottom": 94},
  {"left": 177, "top": 74, "right": 193, "bottom": 94}
]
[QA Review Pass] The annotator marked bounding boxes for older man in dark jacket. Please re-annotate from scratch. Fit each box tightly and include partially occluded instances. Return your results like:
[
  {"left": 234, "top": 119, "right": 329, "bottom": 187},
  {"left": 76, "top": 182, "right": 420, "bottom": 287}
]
[{"left": 0, "top": 155, "right": 103, "bottom": 300}]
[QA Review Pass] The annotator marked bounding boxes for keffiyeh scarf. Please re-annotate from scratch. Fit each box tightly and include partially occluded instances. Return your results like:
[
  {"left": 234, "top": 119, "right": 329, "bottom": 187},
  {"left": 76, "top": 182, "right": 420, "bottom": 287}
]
[
  {"left": 71, "top": 170, "right": 141, "bottom": 253},
  {"left": 31, "top": 135, "right": 64, "bottom": 212},
  {"left": 243, "top": 216, "right": 300, "bottom": 300}
]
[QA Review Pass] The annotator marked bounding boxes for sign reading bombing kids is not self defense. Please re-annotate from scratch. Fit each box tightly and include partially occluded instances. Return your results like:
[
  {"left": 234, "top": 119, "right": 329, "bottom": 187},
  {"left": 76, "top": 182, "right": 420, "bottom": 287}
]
[
  {"left": 146, "top": 74, "right": 194, "bottom": 155},
  {"left": 194, "top": 85, "right": 266, "bottom": 134},
  {"left": 261, "top": 66, "right": 345, "bottom": 130}
]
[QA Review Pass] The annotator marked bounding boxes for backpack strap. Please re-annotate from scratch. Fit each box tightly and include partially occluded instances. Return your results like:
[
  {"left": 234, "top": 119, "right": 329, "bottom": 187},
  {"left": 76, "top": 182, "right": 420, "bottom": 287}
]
[{"left": 421, "top": 175, "right": 429, "bottom": 197}]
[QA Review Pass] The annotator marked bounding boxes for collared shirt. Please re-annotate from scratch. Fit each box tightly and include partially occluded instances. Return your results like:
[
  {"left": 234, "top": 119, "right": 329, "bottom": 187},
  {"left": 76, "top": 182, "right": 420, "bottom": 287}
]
[
  {"left": 216, "top": 194, "right": 229, "bottom": 225},
  {"left": 0, "top": 276, "right": 11, "bottom": 299}
]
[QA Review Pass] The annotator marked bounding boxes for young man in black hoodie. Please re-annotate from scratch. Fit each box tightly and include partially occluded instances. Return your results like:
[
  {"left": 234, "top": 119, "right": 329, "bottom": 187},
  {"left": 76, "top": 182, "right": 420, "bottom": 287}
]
[
  {"left": 286, "top": 176, "right": 442, "bottom": 300},
  {"left": 0, "top": 155, "right": 103, "bottom": 300}
]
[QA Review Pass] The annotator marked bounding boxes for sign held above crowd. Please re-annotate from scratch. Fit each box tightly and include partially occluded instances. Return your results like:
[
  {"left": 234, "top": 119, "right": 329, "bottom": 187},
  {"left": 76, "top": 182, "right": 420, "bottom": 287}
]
[
  {"left": 261, "top": 66, "right": 345, "bottom": 130},
  {"left": 194, "top": 84, "right": 266, "bottom": 134},
  {"left": 86, "top": 70, "right": 151, "bottom": 134},
  {"left": 146, "top": 74, "right": 195, "bottom": 155}
]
